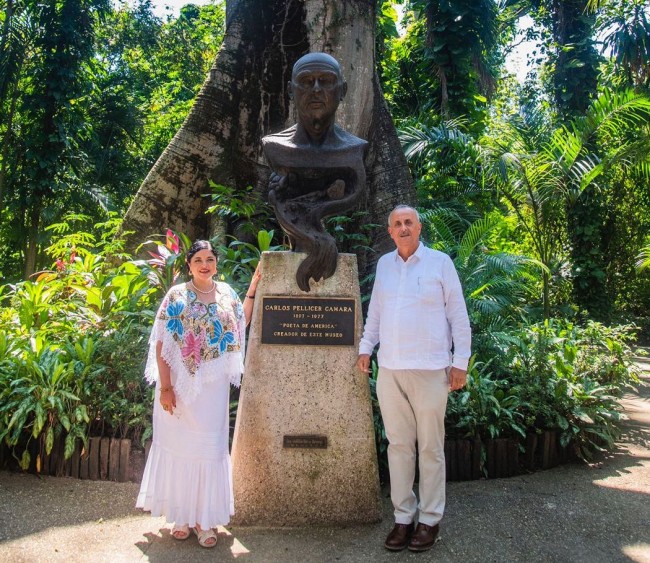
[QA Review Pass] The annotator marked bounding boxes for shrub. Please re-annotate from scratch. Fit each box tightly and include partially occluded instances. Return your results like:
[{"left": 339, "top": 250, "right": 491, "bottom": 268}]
[
  {"left": 0, "top": 216, "right": 158, "bottom": 468},
  {"left": 503, "top": 319, "right": 640, "bottom": 459}
]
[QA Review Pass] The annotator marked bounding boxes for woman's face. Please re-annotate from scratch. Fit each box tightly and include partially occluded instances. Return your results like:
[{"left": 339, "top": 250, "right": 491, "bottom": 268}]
[{"left": 187, "top": 248, "right": 217, "bottom": 282}]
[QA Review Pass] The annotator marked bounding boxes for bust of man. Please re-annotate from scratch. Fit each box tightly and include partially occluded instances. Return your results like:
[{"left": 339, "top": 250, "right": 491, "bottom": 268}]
[{"left": 262, "top": 52, "right": 367, "bottom": 292}]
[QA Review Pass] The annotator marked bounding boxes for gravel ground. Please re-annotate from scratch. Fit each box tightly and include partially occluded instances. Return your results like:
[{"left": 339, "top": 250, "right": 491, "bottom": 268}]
[{"left": 1, "top": 364, "right": 648, "bottom": 563}]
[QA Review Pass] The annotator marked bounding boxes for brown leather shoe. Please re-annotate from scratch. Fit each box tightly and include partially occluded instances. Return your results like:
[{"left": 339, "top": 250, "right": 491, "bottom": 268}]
[
  {"left": 384, "top": 522, "right": 415, "bottom": 551},
  {"left": 407, "top": 522, "right": 440, "bottom": 552}
]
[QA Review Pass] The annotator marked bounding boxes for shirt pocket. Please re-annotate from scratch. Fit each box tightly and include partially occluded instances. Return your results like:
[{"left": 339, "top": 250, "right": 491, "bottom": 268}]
[{"left": 417, "top": 275, "right": 443, "bottom": 305}]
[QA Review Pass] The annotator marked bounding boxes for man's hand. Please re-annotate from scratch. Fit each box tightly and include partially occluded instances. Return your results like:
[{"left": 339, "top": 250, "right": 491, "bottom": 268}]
[
  {"left": 356, "top": 354, "right": 371, "bottom": 374},
  {"left": 448, "top": 367, "right": 467, "bottom": 391}
]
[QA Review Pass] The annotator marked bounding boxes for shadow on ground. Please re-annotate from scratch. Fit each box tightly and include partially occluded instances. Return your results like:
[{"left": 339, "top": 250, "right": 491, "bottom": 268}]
[{"left": 1, "top": 371, "right": 648, "bottom": 562}]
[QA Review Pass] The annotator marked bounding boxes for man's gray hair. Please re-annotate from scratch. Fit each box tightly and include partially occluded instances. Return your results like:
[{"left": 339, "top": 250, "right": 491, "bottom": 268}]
[{"left": 388, "top": 205, "right": 420, "bottom": 226}]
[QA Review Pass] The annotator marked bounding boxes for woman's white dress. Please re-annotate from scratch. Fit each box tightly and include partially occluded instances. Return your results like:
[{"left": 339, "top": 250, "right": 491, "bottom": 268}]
[{"left": 136, "top": 282, "right": 245, "bottom": 529}]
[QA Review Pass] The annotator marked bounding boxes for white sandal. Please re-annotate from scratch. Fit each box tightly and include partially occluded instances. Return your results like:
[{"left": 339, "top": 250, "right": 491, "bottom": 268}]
[
  {"left": 193, "top": 526, "right": 218, "bottom": 548},
  {"left": 171, "top": 524, "right": 190, "bottom": 540}
]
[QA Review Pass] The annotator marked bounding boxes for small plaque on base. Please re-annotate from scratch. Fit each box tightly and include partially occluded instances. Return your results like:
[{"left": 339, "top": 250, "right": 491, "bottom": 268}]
[{"left": 283, "top": 435, "right": 328, "bottom": 449}]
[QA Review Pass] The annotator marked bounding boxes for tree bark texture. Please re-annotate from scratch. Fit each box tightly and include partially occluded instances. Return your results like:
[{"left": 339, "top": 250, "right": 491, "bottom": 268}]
[{"left": 120, "top": 0, "right": 415, "bottom": 281}]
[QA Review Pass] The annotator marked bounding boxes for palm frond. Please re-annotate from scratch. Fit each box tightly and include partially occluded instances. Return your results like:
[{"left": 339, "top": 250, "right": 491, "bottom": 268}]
[
  {"left": 457, "top": 215, "right": 502, "bottom": 262},
  {"left": 576, "top": 89, "right": 650, "bottom": 145}
]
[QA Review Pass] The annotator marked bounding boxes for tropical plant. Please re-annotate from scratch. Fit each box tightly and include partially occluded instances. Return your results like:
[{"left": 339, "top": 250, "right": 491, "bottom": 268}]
[
  {"left": 503, "top": 319, "right": 639, "bottom": 459},
  {"left": 217, "top": 229, "right": 282, "bottom": 294},
  {"left": 637, "top": 244, "right": 650, "bottom": 271},
  {"left": 325, "top": 211, "right": 379, "bottom": 256},
  {"left": 0, "top": 218, "right": 158, "bottom": 469},
  {"left": 485, "top": 88, "right": 650, "bottom": 318},
  {"left": 593, "top": 0, "right": 650, "bottom": 88},
  {"left": 0, "top": 338, "right": 94, "bottom": 470},
  {"left": 382, "top": 0, "right": 502, "bottom": 127},
  {"left": 446, "top": 356, "right": 527, "bottom": 442},
  {"left": 135, "top": 229, "right": 191, "bottom": 294},
  {"left": 423, "top": 211, "right": 541, "bottom": 329}
]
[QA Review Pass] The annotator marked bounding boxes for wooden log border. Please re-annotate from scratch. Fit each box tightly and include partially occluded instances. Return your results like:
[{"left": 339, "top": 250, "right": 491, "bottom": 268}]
[
  {"left": 445, "top": 432, "right": 576, "bottom": 481},
  {"left": 0, "top": 431, "right": 577, "bottom": 483},
  {"left": 66, "top": 437, "right": 133, "bottom": 482},
  {"left": 0, "top": 437, "right": 136, "bottom": 482}
]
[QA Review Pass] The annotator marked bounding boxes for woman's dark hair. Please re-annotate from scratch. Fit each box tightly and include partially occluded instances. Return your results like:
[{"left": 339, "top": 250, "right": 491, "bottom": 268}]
[{"left": 185, "top": 240, "right": 218, "bottom": 271}]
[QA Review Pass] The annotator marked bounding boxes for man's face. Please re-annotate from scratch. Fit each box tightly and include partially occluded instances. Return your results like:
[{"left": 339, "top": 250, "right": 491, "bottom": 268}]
[
  {"left": 291, "top": 64, "right": 345, "bottom": 124},
  {"left": 388, "top": 208, "right": 422, "bottom": 256}
]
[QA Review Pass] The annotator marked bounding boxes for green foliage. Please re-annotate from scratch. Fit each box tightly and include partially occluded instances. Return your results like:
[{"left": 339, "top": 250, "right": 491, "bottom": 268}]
[
  {"left": 442, "top": 319, "right": 639, "bottom": 462},
  {"left": 381, "top": 0, "right": 501, "bottom": 128},
  {"left": 422, "top": 210, "right": 541, "bottom": 332},
  {"left": 0, "top": 338, "right": 93, "bottom": 468},
  {"left": 206, "top": 180, "right": 285, "bottom": 294},
  {"left": 325, "top": 211, "right": 379, "bottom": 255},
  {"left": 637, "top": 244, "right": 650, "bottom": 271},
  {"left": 446, "top": 356, "right": 527, "bottom": 441},
  {"left": 207, "top": 181, "right": 273, "bottom": 239},
  {"left": 0, "top": 0, "right": 226, "bottom": 280},
  {"left": 597, "top": 0, "right": 650, "bottom": 88},
  {"left": 533, "top": 0, "right": 602, "bottom": 118},
  {"left": 135, "top": 229, "right": 192, "bottom": 293},
  {"left": 216, "top": 229, "right": 283, "bottom": 295},
  {"left": 502, "top": 319, "right": 639, "bottom": 459},
  {"left": 0, "top": 218, "right": 158, "bottom": 468},
  {"left": 483, "top": 88, "right": 650, "bottom": 318}
]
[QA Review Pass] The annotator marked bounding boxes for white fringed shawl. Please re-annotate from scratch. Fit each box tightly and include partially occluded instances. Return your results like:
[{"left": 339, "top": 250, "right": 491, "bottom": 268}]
[{"left": 144, "top": 282, "right": 245, "bottom": 405}]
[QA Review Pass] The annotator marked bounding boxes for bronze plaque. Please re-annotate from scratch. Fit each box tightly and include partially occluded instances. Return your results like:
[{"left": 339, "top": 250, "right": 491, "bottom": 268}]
[
  {"left": 261, "top": 296, "right": 355, "bottom": 346},
  {"left": 283, "top": 435, "right": 328, "bottom": 449}
]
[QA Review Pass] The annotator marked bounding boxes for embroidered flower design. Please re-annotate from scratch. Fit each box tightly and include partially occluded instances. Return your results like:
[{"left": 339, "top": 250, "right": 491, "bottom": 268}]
[
  {"left": 181, "top": 329, "right": 204, "bottom": 364},
  {"left": 165, "top": 301, "right": 185, "bottom": 336},
  {"left": 234, "top": 299, "right": 243, "bottom": 319},
  {"left": 209, "top": 318, "right": 236, "bottom": 353},
  {"left": 190, "top": 301, "right": 207, "bottom": 318}
]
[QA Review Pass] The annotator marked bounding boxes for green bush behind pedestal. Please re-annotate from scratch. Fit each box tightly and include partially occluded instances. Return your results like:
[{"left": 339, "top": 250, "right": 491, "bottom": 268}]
[{"left": 0, "top": 218, "right": 643, "bottom": 474}]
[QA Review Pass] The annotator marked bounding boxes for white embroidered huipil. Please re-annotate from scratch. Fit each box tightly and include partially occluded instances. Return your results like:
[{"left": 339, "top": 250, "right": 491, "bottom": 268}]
[
  {"left": 359, "top": 243, "right": 471, "bottom": 370},
  {"left": 137, "top": 282, "right": 245, "bottom": 529}
]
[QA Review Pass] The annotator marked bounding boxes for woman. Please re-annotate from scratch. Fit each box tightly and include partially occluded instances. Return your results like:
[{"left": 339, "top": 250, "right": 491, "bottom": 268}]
[{"left": 136, "top": 240, "right": 261, "bottom": 548}]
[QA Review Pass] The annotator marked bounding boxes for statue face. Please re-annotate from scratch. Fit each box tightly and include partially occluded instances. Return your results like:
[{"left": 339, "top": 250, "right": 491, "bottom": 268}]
[{"left": 290, "top": 63, "right": 347, "bottom": 126}]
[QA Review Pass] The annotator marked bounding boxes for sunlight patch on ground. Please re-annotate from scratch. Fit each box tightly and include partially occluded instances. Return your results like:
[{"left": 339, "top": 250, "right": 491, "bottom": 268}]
[
  {"left": 218, "top": 527, "right": 251, "bottom": 557},
  {"left": 621, "top": 543, "right": 650, "bottom": 562},
  {"left": 0, "top": 514, "right": 162, "bottom": 561},
  {"left": 592, "top": 446, "right": 650, "bottom": 496}
]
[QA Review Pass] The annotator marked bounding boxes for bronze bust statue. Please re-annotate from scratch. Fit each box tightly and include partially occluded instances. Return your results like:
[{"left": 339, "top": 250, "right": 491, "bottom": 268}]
[{"left": 262, "top": 52, "right": 367, "bottom": 292}]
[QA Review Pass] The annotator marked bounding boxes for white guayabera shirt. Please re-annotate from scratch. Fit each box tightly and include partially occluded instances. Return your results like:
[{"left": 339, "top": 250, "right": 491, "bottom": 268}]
[{"left": 359, "top": 242, "right": 471, "bottom": 371}]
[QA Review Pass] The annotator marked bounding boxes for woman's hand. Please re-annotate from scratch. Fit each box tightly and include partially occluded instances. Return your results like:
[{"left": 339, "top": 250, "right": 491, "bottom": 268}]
[
  {"left": 160, "top": 387, "right": 176, "bottom": 415},
  {"left": 249, "top": 263, "right": 262, "bottom": 294},
  {"left": 243, "top": 264, "right": 262, "bottom": 326}
]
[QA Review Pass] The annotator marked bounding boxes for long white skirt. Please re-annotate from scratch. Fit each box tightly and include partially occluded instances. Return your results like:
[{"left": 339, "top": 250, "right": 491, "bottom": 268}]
[{"left": 136, "top": 372, "right": 233, "bottom": 528}]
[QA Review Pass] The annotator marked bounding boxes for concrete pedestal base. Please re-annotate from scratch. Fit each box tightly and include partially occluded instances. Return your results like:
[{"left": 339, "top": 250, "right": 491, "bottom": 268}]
[{"left": 231, "top": 251, "right": 381, "bottom": 525}]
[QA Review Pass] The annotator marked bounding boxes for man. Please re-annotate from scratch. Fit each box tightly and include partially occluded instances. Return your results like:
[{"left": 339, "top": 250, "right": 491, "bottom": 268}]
[
  {"left": 262, "top": 52, "right": 366, "bottom": 291},
  {"left": 357, "top": 205, "right": 471, "bottom": 552}
]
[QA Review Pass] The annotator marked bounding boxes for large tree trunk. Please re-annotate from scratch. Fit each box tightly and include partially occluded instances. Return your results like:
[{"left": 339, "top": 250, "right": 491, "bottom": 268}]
[{"left": 120, "top": 0, "right": 414, "bottom": 281}]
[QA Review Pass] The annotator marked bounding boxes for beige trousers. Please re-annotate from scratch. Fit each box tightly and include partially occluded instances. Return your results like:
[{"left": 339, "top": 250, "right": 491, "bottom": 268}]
[{"left": 377, "top": 367, "right": 448, "bottom": 526}]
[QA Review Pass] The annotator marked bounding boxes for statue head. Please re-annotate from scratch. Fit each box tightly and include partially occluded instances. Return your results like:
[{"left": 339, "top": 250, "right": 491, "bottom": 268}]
[{"left": 288, "top": 52, "right": 348, "bottom": 139}]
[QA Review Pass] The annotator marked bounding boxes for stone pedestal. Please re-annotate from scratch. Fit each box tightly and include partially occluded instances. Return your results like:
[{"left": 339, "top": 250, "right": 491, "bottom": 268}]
[{"left": 231, "top": 251, "right": 381, "bottom": 525}]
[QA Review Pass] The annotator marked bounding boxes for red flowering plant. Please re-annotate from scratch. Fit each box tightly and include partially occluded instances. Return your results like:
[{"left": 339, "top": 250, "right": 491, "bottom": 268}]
[{"left": 135, "top": 229, "right": 191, "bottom": 294}]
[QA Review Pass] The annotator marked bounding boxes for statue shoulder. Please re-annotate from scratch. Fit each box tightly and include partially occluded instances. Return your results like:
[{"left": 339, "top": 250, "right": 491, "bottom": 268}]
[
  {"left": 334, "top": 126, "right": 368, "bottom": 147},
  {"left": 262, "top": 125, "right": 299, "bottom": 149}
]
